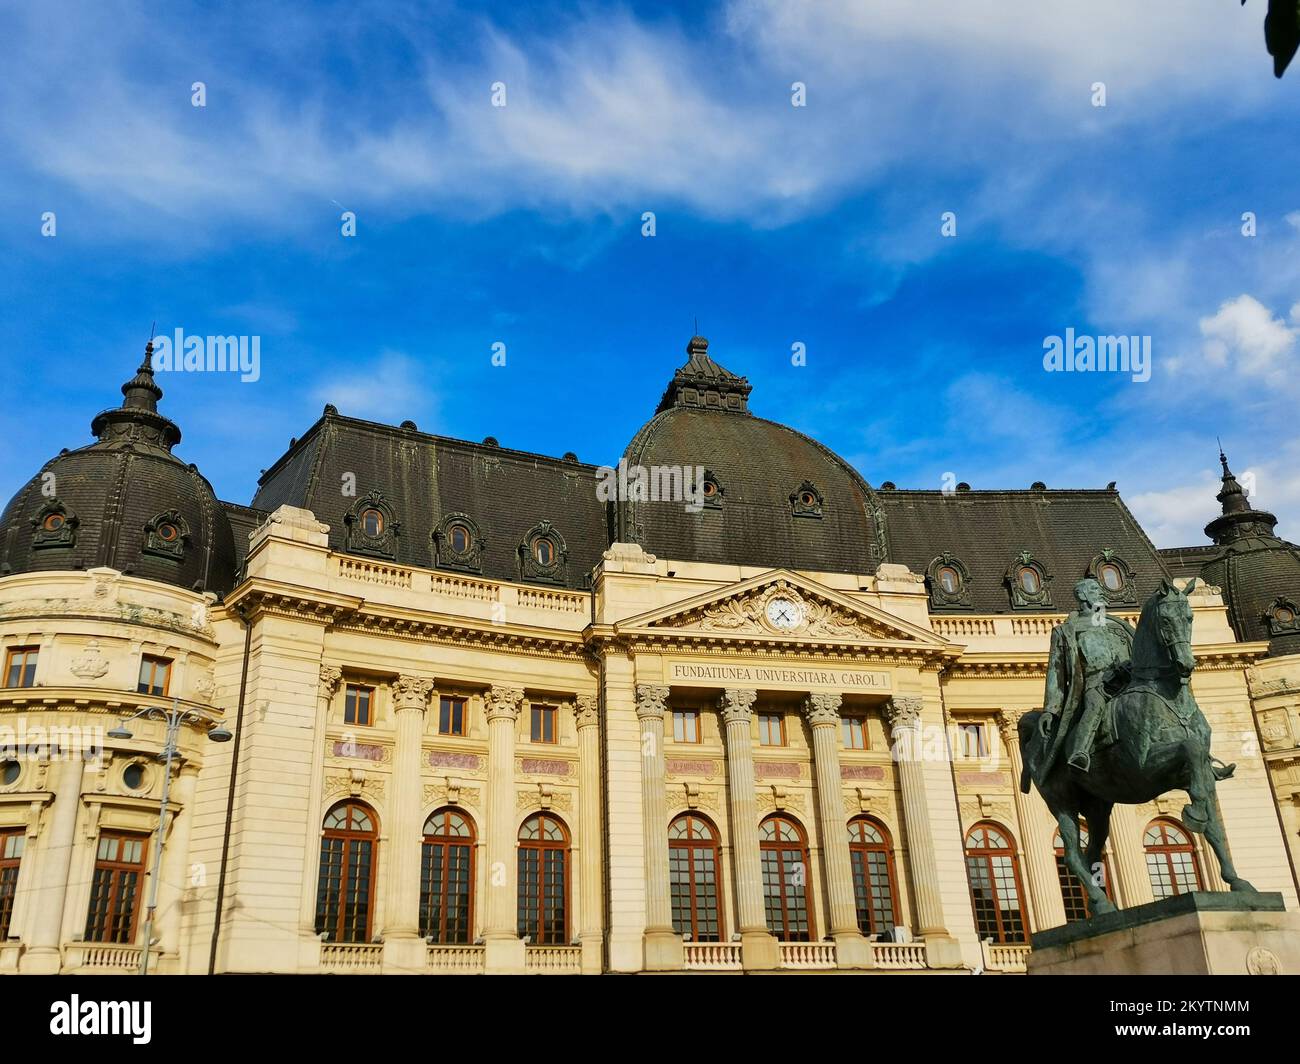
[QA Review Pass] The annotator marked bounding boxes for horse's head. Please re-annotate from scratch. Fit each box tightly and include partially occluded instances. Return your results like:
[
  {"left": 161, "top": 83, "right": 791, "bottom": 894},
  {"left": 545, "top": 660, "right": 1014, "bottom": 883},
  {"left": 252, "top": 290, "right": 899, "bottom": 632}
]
[{"left": 1144, "top": 577, "right": 1197, "bottom": 678}]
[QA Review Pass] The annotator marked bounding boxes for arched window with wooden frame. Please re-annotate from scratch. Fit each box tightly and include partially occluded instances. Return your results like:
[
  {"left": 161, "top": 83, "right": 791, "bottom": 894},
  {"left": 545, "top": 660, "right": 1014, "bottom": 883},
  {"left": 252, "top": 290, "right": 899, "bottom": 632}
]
[
  {"left": 847, "top": 816, "right": 899, "bottom": 937},
  {"left": 668, "top": 813, "right": 723, "bottom": 942},
  {"left": 517, "top": 813, "right": 569, "bottom": 944},
  {"left": 759, "top": 814, "right": 814, "bottom": 942},
  {"left": 1143, "top": 818, "right": 1203, "bottom": 899},
  {"left": 84, "top": 832, "right": 147, "bottom": 944},
  {"left": 1053, "top": 822, "right": 1114, "bottom": 921},
  {"left": 964, "top": 821, "right": 1028, "bottom": 943},
  {"left": 0, "top": 829, "right": 23, "bottom": 940},
  {"left": 315, "top": 801, "right": 378, "bottom": 944},
  {"left": 420, "top": 808, "right": 475, "bottom": 944}
]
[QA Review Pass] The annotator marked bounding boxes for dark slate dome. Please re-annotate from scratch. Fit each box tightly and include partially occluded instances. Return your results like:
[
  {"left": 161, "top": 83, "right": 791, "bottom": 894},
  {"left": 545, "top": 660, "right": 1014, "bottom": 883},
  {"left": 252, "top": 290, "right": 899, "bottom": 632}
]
[
  {"left": 1198, "top": 452, "right": 1300, "bottom": 657},
  {"left": 0, "top": 343, "right": 237, "bottom": 594},
  {"left": 616, "top": 337, "right": 885, "bottom": 574}
]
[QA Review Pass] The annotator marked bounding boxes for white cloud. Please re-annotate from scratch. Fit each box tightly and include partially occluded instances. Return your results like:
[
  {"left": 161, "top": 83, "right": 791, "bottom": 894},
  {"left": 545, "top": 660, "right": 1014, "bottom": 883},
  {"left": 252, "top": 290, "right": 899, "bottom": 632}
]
[
  {"left": 1198, "top": 294, "right": 1297, "bottom": 379},
  {"left": 310, "top": 351, "right": 436, "bottom": 423}
]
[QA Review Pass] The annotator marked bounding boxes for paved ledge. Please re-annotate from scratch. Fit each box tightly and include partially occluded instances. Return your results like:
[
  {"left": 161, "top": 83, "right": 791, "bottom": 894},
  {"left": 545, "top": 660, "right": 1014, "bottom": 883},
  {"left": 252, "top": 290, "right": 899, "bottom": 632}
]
[{"left": 1032, "top": 891, "right": 1286, "bottom": 951}]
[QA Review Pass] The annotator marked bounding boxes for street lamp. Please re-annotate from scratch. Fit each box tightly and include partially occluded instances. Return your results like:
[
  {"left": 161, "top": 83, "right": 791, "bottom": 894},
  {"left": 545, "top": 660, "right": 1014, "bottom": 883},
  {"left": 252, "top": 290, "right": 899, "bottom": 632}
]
[{"left": 108, "top": 696, "right": 231, "bottom": 976}]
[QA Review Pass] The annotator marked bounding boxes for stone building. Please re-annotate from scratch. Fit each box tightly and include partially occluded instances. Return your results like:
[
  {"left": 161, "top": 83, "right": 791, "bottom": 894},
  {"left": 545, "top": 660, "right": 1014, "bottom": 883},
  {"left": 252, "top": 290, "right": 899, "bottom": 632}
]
[{"left": 0, "top": 336, "right": 1294, "bottom": 975}]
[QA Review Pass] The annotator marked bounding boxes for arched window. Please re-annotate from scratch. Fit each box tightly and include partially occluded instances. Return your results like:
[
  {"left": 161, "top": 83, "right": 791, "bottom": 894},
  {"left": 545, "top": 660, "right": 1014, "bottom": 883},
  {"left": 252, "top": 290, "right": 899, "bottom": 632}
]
[
  {"left": 669, "top": 814, "right": 723, "bottom": 942},
  {"left": 848, "top": 817, "right": 899, "bottom": 936},
  {"left": 421, "top": 808, "right": 475, "bottom": 944},
  {"left": 1144, "top": 818, "right": 1203, "bottom": 899},
  {"left": 84, "top": 833, "right": 147, "bottom": 944},
  {"left": 1053, "top": 823, "right": 1114, "bottom": 922},
  {"left": 964, "top": 822, "right": 1028, "bottom": 943},
  {"left": 315, "top": 801, "right": 378, "bottom": 944},
  {"left": 759, "top": 815, "right": 813, "bottom": 942},
  {"left": 518, "top": 814, "right": 569, "bottom": 944}
]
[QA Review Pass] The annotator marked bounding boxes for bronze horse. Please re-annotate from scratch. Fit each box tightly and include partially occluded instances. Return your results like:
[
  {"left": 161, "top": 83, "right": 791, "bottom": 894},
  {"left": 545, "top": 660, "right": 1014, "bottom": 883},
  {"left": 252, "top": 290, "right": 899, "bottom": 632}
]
[{"left": 1018, "top": 578, "right": 1255, "bottom": 916}]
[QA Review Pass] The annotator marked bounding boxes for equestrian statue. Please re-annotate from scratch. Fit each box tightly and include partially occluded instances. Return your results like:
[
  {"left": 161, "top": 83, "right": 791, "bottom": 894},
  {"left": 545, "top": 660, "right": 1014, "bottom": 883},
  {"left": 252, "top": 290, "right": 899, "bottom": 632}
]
[{"left": 1018, "top": 576, "right": 1255, "bottom": 917}]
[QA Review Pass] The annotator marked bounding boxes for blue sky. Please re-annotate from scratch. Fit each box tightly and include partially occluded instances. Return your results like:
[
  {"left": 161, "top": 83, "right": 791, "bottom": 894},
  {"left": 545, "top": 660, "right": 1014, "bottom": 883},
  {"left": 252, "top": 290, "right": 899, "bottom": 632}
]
[{"left": 2, "top": 0, "right": 1299, "bottom": 548}]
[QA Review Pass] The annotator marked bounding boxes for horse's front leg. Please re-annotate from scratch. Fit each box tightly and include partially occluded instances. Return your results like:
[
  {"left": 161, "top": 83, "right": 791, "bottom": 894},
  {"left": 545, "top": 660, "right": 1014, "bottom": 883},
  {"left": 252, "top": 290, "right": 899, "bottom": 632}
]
[
  {"left": 1079, "top": 799, "right": 1116, "bottom": 910},
  {"left": 1056, "top": 809, "right": 1115, "bottom": 916},
  {"left": 1183, "top": 743, "right": 1256, "bottom": 893}
]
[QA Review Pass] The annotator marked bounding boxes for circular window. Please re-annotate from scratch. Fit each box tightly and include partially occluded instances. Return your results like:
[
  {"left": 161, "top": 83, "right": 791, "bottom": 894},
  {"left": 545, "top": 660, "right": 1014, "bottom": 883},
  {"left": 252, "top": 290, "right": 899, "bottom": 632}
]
[
  {"left": 1098, "top": 562, "right": 1123, "bottom": 592},
  {"left": 534, "top": 539, "right": 555, "bottom": 566},
  {"left": 157, "top": 522, "right": 180, "bottom": 543},
  {"left": 799, "top": 491, "right": 817, "bottom": 507},
  {"left": 123, "top": 763, "right": 146, "bottom": 791},
  {"left": 449, "top": 523, "right": 470, "bottom": 554},
  {"left": 42, "top": 513, "right": 65, "bottom": 532},
  {"left": 702, "top": 480, "right": 718, "bottom": 498},
  {"left": 938, "top": 566, "right": 961, "bottom": 595},
  {"left": 1275, "top": 606, "right": 1296, "bottom": 624},
  {"left": 1018, "top": 566, "right": 1041, "bottom": 594},
  {"left": 1, "top": 760, "right": 20, "bottom": 785},
  {"left": 360, "top": 509, "right": 384, "bottom": 537}
]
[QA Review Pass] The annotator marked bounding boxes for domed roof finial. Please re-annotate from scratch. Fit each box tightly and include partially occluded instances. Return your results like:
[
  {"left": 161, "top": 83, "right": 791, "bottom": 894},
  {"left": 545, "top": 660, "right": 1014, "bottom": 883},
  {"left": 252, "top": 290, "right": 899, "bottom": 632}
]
[
  {"left": 655, "top": 333, "right": 752, "bottom": 414},
  {"left": 89, "top": 331, "right": 181, "bottom": 449},
  {"left": 1215, "top": 444, "right": 1250, "bottom": 516},
  {"left": 121, "top": 335, "right": 164, "bottom": 412}
]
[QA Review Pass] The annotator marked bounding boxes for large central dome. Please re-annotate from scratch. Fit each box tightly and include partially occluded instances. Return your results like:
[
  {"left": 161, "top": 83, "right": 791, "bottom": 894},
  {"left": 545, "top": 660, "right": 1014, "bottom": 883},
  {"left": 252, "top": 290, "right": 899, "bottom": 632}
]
[{"left": 616, "top": 337, "right": 885, "bottom": 575}]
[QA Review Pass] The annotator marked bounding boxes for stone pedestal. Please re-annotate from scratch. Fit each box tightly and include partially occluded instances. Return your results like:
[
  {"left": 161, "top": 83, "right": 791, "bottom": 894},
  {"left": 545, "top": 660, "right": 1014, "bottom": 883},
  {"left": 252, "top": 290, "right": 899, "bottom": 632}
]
[{"left": 1028, "top": 892, "right": 1300, "bottom": 975}]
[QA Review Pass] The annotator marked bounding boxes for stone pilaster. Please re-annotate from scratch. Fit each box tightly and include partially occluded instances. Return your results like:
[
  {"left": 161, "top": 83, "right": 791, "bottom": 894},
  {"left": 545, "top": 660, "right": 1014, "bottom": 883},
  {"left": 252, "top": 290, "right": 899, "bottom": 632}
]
[
  {"left": 803, "top": 693, "right": 872, "bottom": 968},
  {"left": 158, "top": 765, "right": 199, "bottom": 957},
  {"left": 382, "top": 674, "right": 434, "bottom": 973},
  {"left": 636, "top": 684, "right": 682, "bottom": 970},
  {"left": 883, "top": 695, "right": 963, "bottom": 968},
  {"left": 20, "top": 756, "right": 84, "bottom": 973},
  {"left": 299, "top": 665, "right": 341, "bottom": 950},
  {"left": 483, "top": 685, "right": 526, "bottom": 973},
  {"left": 996, "top": 709, "right": 1067, "bottom": 931},
  {"left": 720, "top": 688, "right": 778, "bottom": 970},
  {"left": 575, "top": 694, "right": 604, "bottom": 974}
]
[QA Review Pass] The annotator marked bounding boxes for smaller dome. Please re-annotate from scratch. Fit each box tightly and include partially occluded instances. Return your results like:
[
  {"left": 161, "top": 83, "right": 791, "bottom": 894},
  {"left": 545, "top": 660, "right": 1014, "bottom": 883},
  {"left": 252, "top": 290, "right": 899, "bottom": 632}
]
[{"left": 0, "top": 342, "right": 237, "bottom": 593}]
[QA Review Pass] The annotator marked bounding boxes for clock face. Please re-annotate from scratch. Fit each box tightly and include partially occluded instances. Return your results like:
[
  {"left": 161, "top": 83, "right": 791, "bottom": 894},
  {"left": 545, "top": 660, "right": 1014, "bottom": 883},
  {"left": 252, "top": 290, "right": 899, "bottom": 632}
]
[{"left": 765, "top": 597, "right": 802, "bottom": 630}]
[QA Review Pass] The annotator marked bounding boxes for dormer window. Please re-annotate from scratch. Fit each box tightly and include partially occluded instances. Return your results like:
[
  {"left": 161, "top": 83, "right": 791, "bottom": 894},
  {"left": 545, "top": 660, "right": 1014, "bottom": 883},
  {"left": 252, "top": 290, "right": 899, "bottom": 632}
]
[
  {"left": 939, "top": 566, "right": 961, "bottom": 594},
  {"left": 32, "top": 500, "right": 79, "bottom": 550},
  {"left": 701, "top": 472, "right": 723, "bottom": 510},
  {"left": 926, "top": 552, "right": 972, "bottom": 609},
  {"left": 449, "top": 523, "right": 470, "bottom": 555},
  {"left": 1264, "top": 597, "right": 1300, "bottom": 637},
  {"left": 144, "top": 510, "right": 190, "bottom": 561},
  {"left": 534, "top": 539, "right": 555, "bottom": 566},
  {"left": 1087, "top": 549, "right": 1137, "bottom": 604},
  {"left": 343, "top": 492, "right": 399, "bottom": 560},
  {"left": 790, "top": 481, "right": 824, "bottom": 519},
  {"left": 1005, "top": 551, "right": 1052, "bottom": 609},
  {"left": 432, "top": 513, "right": 484, "bottom": 575},
  {"left": 360, "top": 508, "right": 384, "bottom": 538},
  {"left": 1017, "top": 567, "right": 1040, "bottom": 594},
  {"left": 519, "top": 521, "right": 568, "bottom": 585}
]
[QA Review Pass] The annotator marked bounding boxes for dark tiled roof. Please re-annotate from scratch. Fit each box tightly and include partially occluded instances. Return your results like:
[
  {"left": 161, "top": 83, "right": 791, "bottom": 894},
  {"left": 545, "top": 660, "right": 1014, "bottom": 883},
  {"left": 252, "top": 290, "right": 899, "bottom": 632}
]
[
  {"left": 221, "top": 501, "right": 268, "bottom": 576},
  {"left": 876, "top": 487, "right": 1170, "bottom": 613},
  {"left": 1158, "top": 545, "right": 1218, "bottom": 581}
]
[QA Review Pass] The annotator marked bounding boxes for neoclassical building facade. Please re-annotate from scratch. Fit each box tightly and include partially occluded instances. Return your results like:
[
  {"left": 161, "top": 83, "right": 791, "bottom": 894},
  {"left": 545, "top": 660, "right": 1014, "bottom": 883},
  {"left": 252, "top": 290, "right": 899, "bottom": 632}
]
[{"left": 0, "top": 336, "right": 1295, "bottom": 975}]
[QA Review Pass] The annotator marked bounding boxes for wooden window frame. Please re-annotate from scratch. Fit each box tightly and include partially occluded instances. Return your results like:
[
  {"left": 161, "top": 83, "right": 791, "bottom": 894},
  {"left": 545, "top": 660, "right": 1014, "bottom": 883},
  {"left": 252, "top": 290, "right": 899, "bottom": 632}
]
[
  {"left": 848, "top": 816, "right": 899, "bottom": 936},
  {"left": 84, "top": 832, "right": 148, "bottom": 944},
  {"left": 438, "top": 695, "right": 467, "bottom": 737},
  {"left": 3, "top": 646, "right": 38, "bottom": 689},
  {"left": 672, "top": 709, "right": 701, "bottom": 744},
  {"left": 517, "top": 814, "right": 570, "bottom": 945},
  {"left": 0, "top": 829, "right": 24, "bottom": 940},
  {"left": 529, "top": 703, "right": 558, "bottom": 745},
  {"left": 136, "top": 655, "right": 172, "bottom": 697},
  {"left": 957, "top": 721, "right": 989, "bottom": 759},
  {"left": 344, "top": 683, "right": 376, "bottom": 728},
  {"left": 963, "top": 821, "right": 1028, "bottom": 944},
  {"left": 840, "top": 714, "right": 868, "bottom": 751},
  {"left": 758, "top": 712, "right": 786, "bottom": 748},
  {"left": 668, "top": 813, "right": 724, "bottom": 942},
  {"left": 1143, "top": 818, "right": 1203, "bottom": 900},
  {"left": 420, "top": 808, "right": 476, "bottom": 944},
  {"left": 759, "top": 814, "right": 815, "bottom": 942},
  {"left": 314, "top": 801, "right": 378, "bottom": 944}
]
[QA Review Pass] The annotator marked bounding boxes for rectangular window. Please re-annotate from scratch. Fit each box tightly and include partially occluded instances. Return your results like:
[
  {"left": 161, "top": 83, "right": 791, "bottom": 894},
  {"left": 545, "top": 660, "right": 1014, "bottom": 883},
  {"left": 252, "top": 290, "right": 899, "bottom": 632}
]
[
  {"left": 0, "top": 830, "right": 25, "bottom": 939},
  {"left": 84, "top": 833, "right": 147, "bottom": 944},
  {"left": 136, "top": 655, "right": 171, "bottom": 697},
  {"left": 672, "top": 710, "right": 700, "bottom": 744},
  {"left": 4, "top": 647, "right": 38, "bottom": 689},
  {"left": 530, "top": 704, "right": 557, "bottom": 744},
  {"left": 758, "top": 712, "right": 785, "bottom": 747},
  {"left": 958, "top": 722, "right": 988, "bottom": 759},
  {"left": 344, "top": 684, "right": 374, "bottom": 727},
  {"left": 841, "top": 716, "right": 868, "bottom": 750},
  {"left": 438, "top": 695, "right": 467, "bottom": 736}
]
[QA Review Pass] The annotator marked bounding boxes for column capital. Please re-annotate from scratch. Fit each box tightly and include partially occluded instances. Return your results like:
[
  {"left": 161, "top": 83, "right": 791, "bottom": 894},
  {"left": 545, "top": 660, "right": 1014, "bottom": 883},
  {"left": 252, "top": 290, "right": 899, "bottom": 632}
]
[
  {"left": 318, "top": 665, "right": 343, "bottom": 698},
  {"left": 718, "top": 688, "right": 758, "bottom": 724},
  {"left": 995, "top": 707, "right": 1028, "bottom": 743},
  {"left": 635, "top": 685, "right": 670, "bottom": 720},
  {"left": 485, "top": 686, "right": 524, "bottom": 722},
  {"left": 882, "top": 695, "right": 924, "bottom": 731},
  {"left": 802, "top": 692, "right": 842, "bottom": 727},
  {"left": 393, "top": 675, "right": 435, "bottom": 711},
  {"left": 575, "top": 694, "right": 600, "bottom": 729}
]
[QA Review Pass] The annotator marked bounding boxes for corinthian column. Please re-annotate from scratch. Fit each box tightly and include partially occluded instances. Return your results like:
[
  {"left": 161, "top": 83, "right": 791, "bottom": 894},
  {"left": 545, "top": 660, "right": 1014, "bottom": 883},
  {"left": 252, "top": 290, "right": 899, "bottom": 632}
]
[
  {"left": 382, "top": 674, "right": 433, "bottom": 972},
  {"left": 636, "top": 684, "right": 682, "bottom": 970},
  {"left": 575, "top": 695, "right": 603, "bottom": 974},
  {"left": 996, "top": 709, "right": 1066, "bottom": 930},
  {"left": 1107, "top": 802, "right": 1155, "bottom": 907},
  {"left": 483, "top": 685, "right": 526, "bottom": 973},
  {"left": 883, "top": 696, "right": 961, "bottom": 966},
  {"left": 803, "top": 694, "right": 872, "bottom": 968},
  {"left": 720, "top": 688, "right": 778, "bottom": 971},
  {"left": 20, "top": 756, "right": 85, "bottom": 973}
]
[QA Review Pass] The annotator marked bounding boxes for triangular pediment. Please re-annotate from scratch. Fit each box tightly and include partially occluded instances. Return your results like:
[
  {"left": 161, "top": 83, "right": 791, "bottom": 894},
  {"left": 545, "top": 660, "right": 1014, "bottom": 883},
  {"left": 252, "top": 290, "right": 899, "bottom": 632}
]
[{"left": 615, "top": 570, "right": 947, "bottom": 648}]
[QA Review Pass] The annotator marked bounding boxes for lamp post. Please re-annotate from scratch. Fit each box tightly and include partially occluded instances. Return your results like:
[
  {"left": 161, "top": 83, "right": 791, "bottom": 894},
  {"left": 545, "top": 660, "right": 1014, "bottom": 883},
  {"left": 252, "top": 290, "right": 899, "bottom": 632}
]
[{"left": 108, "top": 696, "right": 231, "bottom": 975}]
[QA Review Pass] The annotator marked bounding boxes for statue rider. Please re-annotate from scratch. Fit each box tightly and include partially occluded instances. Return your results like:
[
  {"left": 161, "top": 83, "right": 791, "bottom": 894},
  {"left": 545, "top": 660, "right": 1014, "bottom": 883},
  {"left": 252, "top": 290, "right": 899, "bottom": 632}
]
[{"left": 1038, "top": 577, "right": 1135, "bottom": 773}]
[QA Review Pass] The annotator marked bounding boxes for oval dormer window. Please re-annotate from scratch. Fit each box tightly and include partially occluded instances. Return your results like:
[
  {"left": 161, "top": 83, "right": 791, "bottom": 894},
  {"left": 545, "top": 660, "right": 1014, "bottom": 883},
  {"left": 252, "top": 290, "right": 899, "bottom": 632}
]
[
  {"left": 156, "top": 522, "right": 180, "bottom": 543},
  {"left": 42, "top": 513, "right": 65, "bottom": 532},
  {"left": 449, "top": 523, "right": 470, "bottom": 555},
  {"left": 1018, "top": 566, "right": 1041, "bottom": 595},
  {"left": 360, "top": 508, "right": 384, "bottom": 537},
  {"left": 534, "top": 539, "right": 556, "bottom": 566},
  {"left": 1098, "top": 561, "right": 1124, "bottom": 592},
  {"left": 1275, "top": 605, "right": 1296, "bottom": 625},
  {"left": 938, "top": 566, "right": 961, "bottom": 595}
]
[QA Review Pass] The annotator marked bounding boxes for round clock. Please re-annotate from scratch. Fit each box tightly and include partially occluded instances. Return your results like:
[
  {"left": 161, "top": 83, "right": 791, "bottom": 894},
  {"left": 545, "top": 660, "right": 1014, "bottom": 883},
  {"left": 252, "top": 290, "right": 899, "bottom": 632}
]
[{"left": 765, "top": 597, "right": 803, "bottom": 631}]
